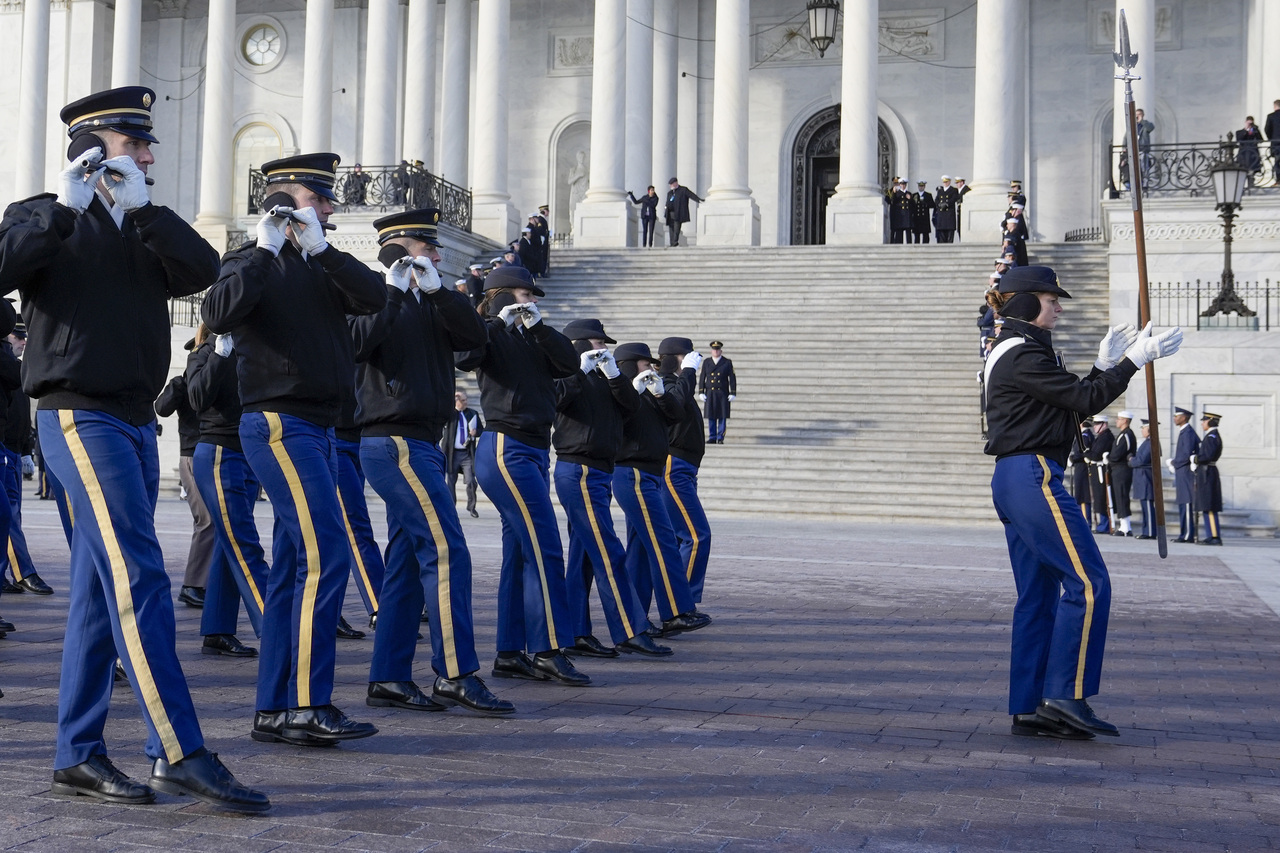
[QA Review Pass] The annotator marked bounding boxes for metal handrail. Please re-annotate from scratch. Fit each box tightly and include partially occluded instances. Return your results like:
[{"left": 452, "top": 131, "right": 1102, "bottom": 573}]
[{"left": 1109, "top": 137, "right": 1279, "bottom": 197}]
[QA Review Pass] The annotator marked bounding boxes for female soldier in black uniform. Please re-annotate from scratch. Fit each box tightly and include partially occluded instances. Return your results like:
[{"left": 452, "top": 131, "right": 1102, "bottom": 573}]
[{"left": 983, "top": 265, "right": 1182, "bottom": 739}]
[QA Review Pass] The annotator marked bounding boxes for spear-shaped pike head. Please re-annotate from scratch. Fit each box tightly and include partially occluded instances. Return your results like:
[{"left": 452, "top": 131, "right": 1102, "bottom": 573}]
[{"left": 1113, "top": 9, "right": 1139, "bottom": 79}]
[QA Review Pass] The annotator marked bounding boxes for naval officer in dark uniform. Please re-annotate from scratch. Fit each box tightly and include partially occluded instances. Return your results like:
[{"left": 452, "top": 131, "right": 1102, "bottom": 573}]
[
  {"left": 0, "top": 86, "right": 267, "bottom": 810},
  {"left": 697, "top": 340, "right": 736, "bottom": 444},
  {"left": 1130, "top": 419, "right": 1156, "bottom": 539},
  {"left": 1168, "top": 406, "right": 1200, "bottom": 542},
  {"left": 1108, "top": 411, "right": 1137, "bottom": 536},
  {"left": 1194, "top": 411, "right": 1224, "bottom": 545}
]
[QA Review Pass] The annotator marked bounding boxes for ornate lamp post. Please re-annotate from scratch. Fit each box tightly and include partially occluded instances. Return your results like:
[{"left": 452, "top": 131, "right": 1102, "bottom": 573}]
[
  {"left": 806, "top": 0, "right": 840, "bottom": 58},
  {"left": 1202, "top": 159, "right": 1257, "bottom": 318}
]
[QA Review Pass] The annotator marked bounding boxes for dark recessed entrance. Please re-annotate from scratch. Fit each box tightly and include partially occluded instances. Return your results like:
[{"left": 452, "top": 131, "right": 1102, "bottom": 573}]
[{"left": 792, "top": 106, "right": 895, "bottom": 245}]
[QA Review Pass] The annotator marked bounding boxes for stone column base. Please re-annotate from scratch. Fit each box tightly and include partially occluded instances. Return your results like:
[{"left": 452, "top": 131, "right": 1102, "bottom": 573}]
[
  {"left": 697, "top": 196, "right": 760, "bottom": 246},
  {"left": 960, "top": 192, "right": 1013, "bottom": 244},
  {"left": 192, "top": 220, "right": 231, "bottom": 254},
  {"left": 471, "top": 200, "right": 520, "bottom": 247},
  {"left": 824, "top": 194, "right": 886, "bottom": 245},
  {"left": 572, "top": 199, "right": 637, "bottom": 247}
]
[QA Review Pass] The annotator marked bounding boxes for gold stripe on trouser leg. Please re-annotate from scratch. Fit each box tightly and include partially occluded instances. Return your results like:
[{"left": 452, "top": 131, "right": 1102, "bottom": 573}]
[
  {"left": 336, "top": 489, "right": 379, "bottom": 612},
  {"left": 58, "top": 411, "right": 184, "bottom": 762},
  {"left": 578, "top": 465, "right": 633, "bottom": 639},
  {"left": 212, "top": 446, "right": 265, "bottom": 612},
  {"left": 8, "top": 535, "right": 24, "bottom": 580},
  {"left": 1208, "top": 512, "right": 1218, "bottom": 538},
  {"left": 494, "top": 434, "right": 559, "bottom": 647},
  {"left": 663, "top": 456, "right": 699, "bottom": 581},
  {"left": 633, "top": 468, "right": 679, "bottom": 614},
  {"left": 393, "top": 438, "right": 459, "bottom": 677},
  {"left": 1036, "top": 455, "right": 1095, "bottom": 698},
  {"left": 264, "top": 412, "right": 323, "bottom": 708}
]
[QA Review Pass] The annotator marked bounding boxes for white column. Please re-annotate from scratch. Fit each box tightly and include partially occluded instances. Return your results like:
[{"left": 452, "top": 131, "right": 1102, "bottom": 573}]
[
  {"left": 16, "top": 0, "right": 51, "bottom": 200},
  {"left": 362, "top": 0, "right": 400, "bottom": 167},
  {"left": 194, "top": 0, "right": 235, "bottom": 245},
  {"left": 573, "top": 0, "right": 633, "bottom": 246},
  {"left": 825, "top": 0, "right": 883, "bottom": 245},
  {"left": 651, "top": 0, "right": 678, "bottom": 193},
  {"left": 403, "top": 0, "right": 438, "bottom": 168},
  {"left": 439, "top": 0, "right": 471, "bottom": 184},
  {"left": 696, "top": 0, "right": 759, "bottom": 245},
  {"left": 111, "top": 0, "right": 141, "bottom": 87},
  {"left": 1113, "top": 0, "right": 1155, "bottom": 149},
  {"left": 963, "top": 0, "right": 1028, "bottom": 234},
  {"left": 624, "top": 0, "right": 653, "bottom": 195},
  {"left": 470, "top": 0, "right": 517, "bottom": 243},
  {"left": 301, "top": 0, "right": 334, "bottom": 152}
]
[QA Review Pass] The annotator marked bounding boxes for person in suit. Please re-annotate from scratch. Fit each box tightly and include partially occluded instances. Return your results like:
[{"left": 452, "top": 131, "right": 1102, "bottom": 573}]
[
  {"left": 1130, "top": 419, "right": 1156, "bottom": 539},
  {"left": 1194, "top": 411, "right": 1224, "bottom": 546},
  {"left": 911, "top": 181, "right": 934, "bottom": 244},
  {"left": 1085, "top": 415, "right": 1115, "bottom": 533},
  {"left": 934, "top": 176, "right": 959, "bottom": 243},
  {"left": 697, "top": 341, "right": 736, "bottom": 444},
  {"left": 1265, "top": 101, "right": 1280, "bottom": 183},
  {"left": 1168, "top": 406, "right": 1200, "bottom": 543},
  {"left": 664, "top": 178, "right": 703, "bottom": 247},
  {"left": 1237, "top": 116, "right": 1264, "bottom": 175},
  {"left": 628, "top": 187, "right": 660, "bottom": 247},
  {"left": 1109, "top": 411, "right": 1137, "bottom": 536},
  {"left": 444, "top": 391, "right": 482, "bottom": 518}
]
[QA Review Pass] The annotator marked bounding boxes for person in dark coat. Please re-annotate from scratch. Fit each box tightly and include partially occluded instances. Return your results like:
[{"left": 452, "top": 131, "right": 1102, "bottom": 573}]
[
  {"left": 535, "top": 205, "right": 551, "bottom": 276},
  {"left": 664, "top": 178, "right": 702, "bottom": 247},
  {"left": 911, "top": 181, "right": 934, "bottom": 243},
  {"left": 627, "top": 187, "right": 660, "bottom": 247},
  {"left": 1068, "top": 418, "right": 1094, "bottom": 520},
  {"left": 1193, "top": 412, "right": 1223, "bottom": 545},
  {"left": 465, "top": 264, "right": 486, "bottom": 308},
  {"left": 697, "top": 341, "right": 736, "bottom": 444},
  {"left": 1237, "top": 116, "right": 1263, "bottom": 174},
  {"left": 1001, "top": 218, "right": 1028, "bottom": 269},
  {"left": 1085, "top": 415, "right": 1115, "bottom": 533},
  {"left": 0, "top": 324, "right": 53, "bottom": 596},
  {"left": 1168, "top": 406, "right": 1200, "bottom": 542},
  {"left": 1130, "top": 419, "right": 1156, "bottom": 539},
  {"left": 887, "top": 179, "right": 912, "bottom": 243},
  {"left": 443, "top": 390, "right": 482, "bottom": 518},
  {"left": 1266, "top": 101, "right": 1280, "bottom": 183},
  {"left": 934, "top": 176, "right": 959, "bottom": 242},
  {"left": 954, "top": 177, "right": 971, "bottom": 239},
  {"left": 1108, "top": 411, "right": 1137, "bottom": 536}
]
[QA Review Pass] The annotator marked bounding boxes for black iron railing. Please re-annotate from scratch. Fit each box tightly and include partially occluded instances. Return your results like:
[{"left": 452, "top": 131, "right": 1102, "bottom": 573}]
[
  {"left": 227, "top": 230, "right": 249, "bottom": 252},
  {"left": 169, "top": 292, "right": 205, "bottom": 328},
  {"left": 1064, "top": 227, "right": 1103, "bottom": 242},
  {"left": 1148, "top": 279, "right": 1276, "bottom": 331},
  {"left": 248, "top": 164, "right": 473, "bottom": 231},
  {"left": 1110, "top": 138, "right": 1280, "bottom": 197}
]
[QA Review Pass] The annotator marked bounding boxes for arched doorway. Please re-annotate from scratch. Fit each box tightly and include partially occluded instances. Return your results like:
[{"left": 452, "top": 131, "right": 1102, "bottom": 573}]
[
  {"left": 232, "top": 123, "right": 282, "bottom": 217},
  {"left": 791, "top": 107, "right": 895, "bottom": 245}
]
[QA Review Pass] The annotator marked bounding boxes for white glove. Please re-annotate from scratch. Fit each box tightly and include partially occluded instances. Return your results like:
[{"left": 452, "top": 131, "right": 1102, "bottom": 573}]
[
  {"left": 411, "top": 257, "right": 441, "bottom": 294},
  {"left": 1190, "top": 458, "right": 1198, "bottom": 472},
  {"left": 1094, "top": 322, "right": 1138, "bottom": 370},
  {"left": 681, "top": 351, "right": 703, "bottom": 371},
  {"left": 697, "top": 393, "right": 707, "bottom": 403},
  {"left": 632, "top": 369, "right": 655, "bottom": 393},
  {"left": 646, "top": 373, "right": 665, "bottom": 396},
  {"left": 1101, "top": 452, "right": 1109, "bottom": 465},
  {"left": 728, "top": 394, "right": 736, "bottom": 402},
  {"left": 1124, "top": 321, "right": 1183, "bottom": 369},
  {"left": 598, "top": 350, "right": 620, "bottom": 379},
  {"left": 100, "top": 155, "right": 150, "bottom": 211},
  {"left": 519, "top": 302, "right": 542, "bottom": 329},
  {"left": 214, "top": 333, "right": 234, "bottom": 358},
  {"left": 1166, "top": 458, "right": 1175, "bottom": 474},
  {"left": 497, "top": 304, "right": 520, "bottom": 328},
  {"left": 290, "top": 206, "right": 330, "bottom": 256},
  {"left": 386, "top": 256, "right": 414, "bottom": 293},
  {"left": 580, "top": 350, "right": 602, "bottom": 374},
  {"left": 255, "top": 212, "right": 287, "bottom": 257},
  {"left": 57, "top": 149, "right": 104, "bottom": 213},
  {"left": 20, "top": 455, "right": 33, "bottom": 477}
]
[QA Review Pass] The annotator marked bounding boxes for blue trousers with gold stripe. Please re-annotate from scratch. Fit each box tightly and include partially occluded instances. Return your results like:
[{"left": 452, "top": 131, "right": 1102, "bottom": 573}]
[
  {"left": 193, "top": 442, "right": 267, "bottom": 638},
  {"left": 554, "top": 461, "right": 649, "bottom": 644},
  {"left": 663, "top": 456, "right": 712, "bottom": 605},
  {"left": 1, "top": 447, "right": 37, "bottom": 583},
  {"left": 1203, "top": 510, "right": 1220, "bottom": 541},
  {"left": 474, "top": 431, "right": 572, "bottom": 654},
  {"left": 241, "top": 412, "right": 349, "bottom": 712},
  {"left": 613, "top": 465, "right": 695, "bottom": 622},
  {"left": 362, "top": 436, "right": 478, "bottom": 680},
  {"left": 991, "top": 454, "right": 1112, "bottom": 715},
  {"left": 1139, "top": 499, "right": 1156, "bottom": 538},
  {"left": 38, "top": 410, "right": 203, "bottom": 769},
  {"left": 336, "top": 438, "right": 384, "bottom": 617}
]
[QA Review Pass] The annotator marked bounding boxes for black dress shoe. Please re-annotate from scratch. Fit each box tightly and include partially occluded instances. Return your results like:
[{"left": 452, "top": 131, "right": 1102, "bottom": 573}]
[
  {"left": 492, "top": 652, "right": 549, "bottom": 681},
  {"left": 52, "top": 754, "right": 156, "bottom": 804},
  {"left": 282, "top": 705, "right": 378, "bottom": 744},
  {"left": 114, "top": 660, "right": 128, "bottom": 683},
  {"left": 421, "top": 609, "right": 431, "bottom": 624},
  {"left": 336, "top": 615, "right": 366, "bottom": 640},
  {"left": 250, "top": 709, "right": 335, "bottom": 747},
  {"left": 433, "top": 674, "right": 516, "bottom": 715},
  {"left": 0, "top": 616, "right": 15, "bottom": 633},
  {"left": 1037, "top": 698, "right": 1120, "bottom": 736},
  {"left": 178, "top": 586, "right": 205, "bottom": 608},
  {"left": 660, "top": 611, "right": 712, "bottom": 636},
  {"left": 618, "top": 632, "right": 674, "bottom": 657},
  {"left": 1010, "top": 713, "right": 1094, "bottom": 740},
  {"left": 366, "top": 680, "right": 448, "bottom": 712},
  {"left": 150, "top": 747, "right": 270, "bottom": 813},
  {"left": 201, "top": 634, "right": 258, "bottom": 657},
  {"left": 531, "top": 652, "right": 591, "bottom": 686},
  {"left": 566, "top": 634, "right": 618, "bottom": 658},
  {"left": 1198, "top": 537, "right": 1223, "bottom": 546},
  {"left": 15, "top": 573, "right": 53, "bottom": 595},
  {"left": 1136, "top": 534, "right": 1155, "bottom": 540},
  {"left": 468, "top": 508, "right": 479, "bottom": 518},
  {"left": 369, "top": 612, "right": 377, "bottom": 630},
  {"left": 1, "top": 579, "right": 21, "bottom": 594}
]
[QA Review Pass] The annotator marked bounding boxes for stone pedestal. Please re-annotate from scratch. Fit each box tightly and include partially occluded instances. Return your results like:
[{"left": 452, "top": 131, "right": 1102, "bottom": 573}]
[
  {"left": 193, "top": 222, "right": 231, "bottom": 254},
  {"left": 825, "top": 195, "right": 886, "bottom": 245},
  {"left": 471, "top": 200, "right": 520, "bottom": 247},
  {"left": 961, "top": 192, "right": 1015, "bottom": 244},
  {"left": 696, "top": 197, "right": 760, "bottom": 246},
  {"left": 572, "top": 200, "right": 637, "bottom": 248}
]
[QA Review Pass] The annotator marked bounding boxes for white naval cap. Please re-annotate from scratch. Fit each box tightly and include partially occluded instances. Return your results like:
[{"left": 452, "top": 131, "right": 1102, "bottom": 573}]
[{"left": 1118, "top": 410, "right": 1135, "bottom": 420}]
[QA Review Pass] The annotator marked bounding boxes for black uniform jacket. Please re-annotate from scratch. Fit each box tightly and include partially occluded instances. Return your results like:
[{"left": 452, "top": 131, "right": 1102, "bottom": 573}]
[
  {"left": 455, "top": 319, "right": 578, "bottom": 450},
  {"left": 628, "top": 192, "right": 660, "bottom": 221},
  {"left": 553, "top": 367, "right": 641, "bottom": 474},
  {"left": 617, "top": 385, "right": 683, "bottom": 476},
  {"left": 0, "top": 195, "right": 217, "bottom": 424},
  {"left": 1111, "top": 426, "right": 1136, "bottom": 467},
  {"left": 155, "top": 356, "right": 201, "bottom": 456},
  {"left": 0, "top": 337, "right": 21, "bottom": 444},
  {"left": 350, "top": 284, "right": 487, "bottom": 443},
  {"left": 201, "top": 241, "right": 386, "bottom": 427},
  {"left": 660, "top": 365, "right": 705, "bottom": 468},
  {"left": 983, "top": 319, "right": 1136, "bottom": 467},
  {"left": 698, "top": 356, "right": 736, "bottom": 420},
  {"left": 185, "top": 341, "right": 244, "bottom": 452}
]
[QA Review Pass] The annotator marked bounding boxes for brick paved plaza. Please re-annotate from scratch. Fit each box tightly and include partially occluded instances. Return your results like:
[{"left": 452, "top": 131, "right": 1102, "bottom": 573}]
[{"left": 2, "top": 496, "right": 1279, "bottom": 852}]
